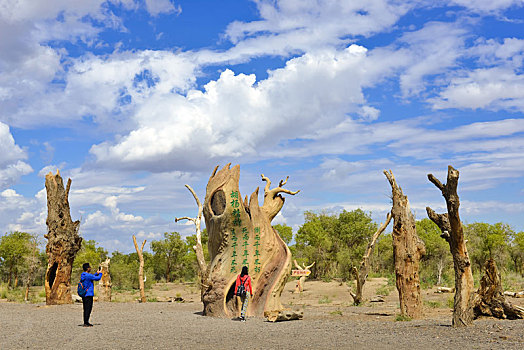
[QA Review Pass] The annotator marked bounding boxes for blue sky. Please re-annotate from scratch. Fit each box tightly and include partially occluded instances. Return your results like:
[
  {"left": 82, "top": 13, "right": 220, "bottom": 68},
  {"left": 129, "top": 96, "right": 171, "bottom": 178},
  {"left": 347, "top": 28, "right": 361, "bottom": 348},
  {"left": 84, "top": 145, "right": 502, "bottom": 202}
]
[{"left": 1, "top": 0, "right": 523, "bottom": 252}]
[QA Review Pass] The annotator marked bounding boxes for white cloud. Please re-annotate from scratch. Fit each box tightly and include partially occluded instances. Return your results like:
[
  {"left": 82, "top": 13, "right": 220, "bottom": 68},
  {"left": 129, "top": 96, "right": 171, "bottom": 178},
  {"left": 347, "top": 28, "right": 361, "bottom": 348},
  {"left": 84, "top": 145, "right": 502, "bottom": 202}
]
[
  {"left": 144, "top": 0, "right": 181, "bottom": 17},
  {"left": 449, "top": 0, "right": 524, "bottom": 13},
  {"left": 0, "top": 122, "right": 33, "bottom": 188}
]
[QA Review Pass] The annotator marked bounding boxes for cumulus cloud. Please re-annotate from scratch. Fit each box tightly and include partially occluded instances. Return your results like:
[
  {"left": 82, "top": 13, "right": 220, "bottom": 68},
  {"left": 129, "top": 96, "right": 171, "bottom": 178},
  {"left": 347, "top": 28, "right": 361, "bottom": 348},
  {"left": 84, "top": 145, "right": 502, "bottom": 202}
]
[{"left": 144, "top": 0, "right": 181, "bottom": 17}]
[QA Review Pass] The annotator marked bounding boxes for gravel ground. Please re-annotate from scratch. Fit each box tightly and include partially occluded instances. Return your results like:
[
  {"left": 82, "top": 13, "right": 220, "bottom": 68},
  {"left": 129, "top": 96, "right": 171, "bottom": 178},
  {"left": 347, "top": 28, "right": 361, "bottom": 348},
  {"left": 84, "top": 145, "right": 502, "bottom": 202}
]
[{"left": 1, "top": 302, "right": 523, "bottom": 350}]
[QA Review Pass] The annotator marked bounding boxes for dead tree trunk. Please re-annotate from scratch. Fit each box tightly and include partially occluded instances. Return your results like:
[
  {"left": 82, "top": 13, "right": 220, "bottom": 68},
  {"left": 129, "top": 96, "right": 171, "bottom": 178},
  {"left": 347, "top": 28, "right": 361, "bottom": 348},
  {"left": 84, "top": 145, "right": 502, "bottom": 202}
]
[
  {"left": 384, "top": 170, "right": 425, "bottom": 319},
  {"left": 175, "top": 184, "right": 208, "bottom": 305},
  {"left": 426, "top": 165, "right": 475, "bottom": 327},
  {"left": 293, "top": 260, "right": 315, "bottom": 293},
  {"left": 202, "top": 164, "right": 299, "bottom": 318},
  {"left": 98, "top": 258, "right": 112, "bottom": 302},
  {"left": 350, "top": 212, "right": 392, "bottom": 305},
  {"left": 44, "top": 170, "right": 82, "bottom": 305},
  {"left": 473, "top": 259, "right": 524, "bottom": 319},
  {"left": 132, "top": 235, "right": 146, "bottom": 303}
]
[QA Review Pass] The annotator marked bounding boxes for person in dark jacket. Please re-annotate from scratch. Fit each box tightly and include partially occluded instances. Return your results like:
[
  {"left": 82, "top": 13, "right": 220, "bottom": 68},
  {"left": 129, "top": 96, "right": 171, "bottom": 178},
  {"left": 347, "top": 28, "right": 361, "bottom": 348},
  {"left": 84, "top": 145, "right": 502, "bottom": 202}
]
[
  {"left": 235, "top": 266, "right": 253, "bottom": 322},
  {"left": 80, "top": 263, "right": 102, "bottom": 327}
]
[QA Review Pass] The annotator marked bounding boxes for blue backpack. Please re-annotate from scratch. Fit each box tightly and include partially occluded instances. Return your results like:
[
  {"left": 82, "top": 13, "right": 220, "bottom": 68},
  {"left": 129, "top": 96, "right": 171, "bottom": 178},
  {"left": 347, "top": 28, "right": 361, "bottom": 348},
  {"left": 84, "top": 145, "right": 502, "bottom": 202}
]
[{"left": 77, "top": 279, "right": 88, "bottom": 298}]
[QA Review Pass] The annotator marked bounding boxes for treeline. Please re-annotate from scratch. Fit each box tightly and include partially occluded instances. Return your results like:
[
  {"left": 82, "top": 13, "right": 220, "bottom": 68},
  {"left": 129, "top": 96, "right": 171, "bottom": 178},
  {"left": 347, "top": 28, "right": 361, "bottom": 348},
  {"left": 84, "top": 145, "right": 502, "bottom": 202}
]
[{"left": 1, "top": 209, "right": 523, "bottom": 290}]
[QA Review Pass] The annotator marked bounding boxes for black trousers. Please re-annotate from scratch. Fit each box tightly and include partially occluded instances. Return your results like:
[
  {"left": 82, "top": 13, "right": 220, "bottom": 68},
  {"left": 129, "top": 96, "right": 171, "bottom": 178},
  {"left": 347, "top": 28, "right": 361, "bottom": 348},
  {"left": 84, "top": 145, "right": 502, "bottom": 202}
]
[{"left": 82, "top": 296, "right": 93, "bottom": 325}]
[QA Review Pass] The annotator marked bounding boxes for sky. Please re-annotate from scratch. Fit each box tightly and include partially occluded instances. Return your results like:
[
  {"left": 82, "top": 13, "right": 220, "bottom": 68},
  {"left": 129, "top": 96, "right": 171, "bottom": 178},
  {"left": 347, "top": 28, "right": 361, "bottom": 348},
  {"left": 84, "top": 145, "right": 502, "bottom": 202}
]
[{"left": 0, "top": 0, "right": 523, "bottom": 253}]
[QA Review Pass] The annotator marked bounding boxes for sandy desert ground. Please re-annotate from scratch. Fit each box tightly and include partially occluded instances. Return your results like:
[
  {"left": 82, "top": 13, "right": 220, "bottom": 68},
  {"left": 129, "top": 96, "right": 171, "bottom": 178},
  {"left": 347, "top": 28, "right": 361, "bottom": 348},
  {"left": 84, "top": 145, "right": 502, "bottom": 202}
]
[{"left": 1, "top": 278, "right": 523, "bottom": 349}]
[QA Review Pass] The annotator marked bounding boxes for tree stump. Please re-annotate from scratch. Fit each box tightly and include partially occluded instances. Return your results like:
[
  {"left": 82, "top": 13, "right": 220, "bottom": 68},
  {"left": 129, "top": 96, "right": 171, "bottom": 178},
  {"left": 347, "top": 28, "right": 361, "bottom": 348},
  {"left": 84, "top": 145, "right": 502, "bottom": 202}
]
[
  {"left": 426, "top": 165, "right": 475, "bottom": 327},
  {"left": 473, "top": 259, "right": 524, "bottom": 319},
  {"left": 98, "top": 258, "right": 112, "bottom": 302},
  {"left": 202, "top": 164, "right": 299, "bottom": 317},
  {"left": 350, "top": 212, "right": 392, "bottom": 305},
  {"left": 384, "top": 170, "right": 425, "bottom": 319},
  {"left": 44, "top": 170, "right": 82, "bottom": 305}
]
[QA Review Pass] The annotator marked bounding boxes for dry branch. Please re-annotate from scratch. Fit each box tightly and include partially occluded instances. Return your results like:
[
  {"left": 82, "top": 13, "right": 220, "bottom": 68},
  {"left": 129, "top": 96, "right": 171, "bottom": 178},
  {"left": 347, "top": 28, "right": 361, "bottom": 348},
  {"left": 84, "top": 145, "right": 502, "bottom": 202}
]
[
  {"left": 175, "top": 184, "right": 208, "bottom": 303},
  {"left": 132, "top": 235, "right": 146, "bottom": 303},
  {"left": 350, "top": 211, "right": 392, "bottom": 305}
]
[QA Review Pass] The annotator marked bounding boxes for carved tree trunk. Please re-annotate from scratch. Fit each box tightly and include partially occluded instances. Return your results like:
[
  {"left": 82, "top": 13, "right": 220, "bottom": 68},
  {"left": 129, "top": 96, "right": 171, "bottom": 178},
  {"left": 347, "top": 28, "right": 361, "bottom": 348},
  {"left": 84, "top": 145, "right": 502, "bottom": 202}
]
[
  {"left": 175, "top": 184, "right": 208, "bottom": 304},
  {"left": 98, "top": 258, "right": 112, "bottom": 302},
  {"left": 473, "top": 259, "right": 524, "bottom": 319},
  {"left": 293, "top": 260, "right": 315, "bottom": 293},
  {"left": 44, "top": 170, "right": 82, "bottom": 305},
  {"left": 426, "top": 165, "right": 475, "bottom": 327},
  {"left": 350, "top": 212, "right": 392, "bottom": 305},
  {"left": 202, "top": 164, "right": 299, "bottom": 317},
  {"left": 384, "top": 170, "right": 425, "bottom": 319},
  {"left": 132, "top": 236, "right": 147, "bottom": 303}
]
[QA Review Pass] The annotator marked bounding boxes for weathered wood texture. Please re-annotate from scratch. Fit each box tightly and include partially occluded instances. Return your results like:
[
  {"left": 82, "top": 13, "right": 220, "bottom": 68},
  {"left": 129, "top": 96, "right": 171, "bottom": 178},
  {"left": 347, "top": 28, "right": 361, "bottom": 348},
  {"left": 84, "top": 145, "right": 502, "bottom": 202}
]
[
  {"left": 350, "top": 212, "right": 392, "bottom": 305},
  {"left": 473, "top": 259, "right": 524, "bottom": 319},
  {"left": 202, "top": 164, "right": 299, "bottom": 317},
  {"left": 98, "top": 258, "right": 112, "bottom": 302},
  {"left": 384, "top": 170, "right": 425, "bottom": 319},
  {"left": 132, "top": 235, "right": 147, "bottom": 303},
  {"left": 426, "top": 165, "right": 475, "bottom": 327},
  {"left": 175, "top": 185, "right": 208, "bottom": 304},
  {"left": 293, "top": 260, "right": 315, "bottom": 293},
  {"left": 44, "top": 170, "right": 82, "bottom": 305}
]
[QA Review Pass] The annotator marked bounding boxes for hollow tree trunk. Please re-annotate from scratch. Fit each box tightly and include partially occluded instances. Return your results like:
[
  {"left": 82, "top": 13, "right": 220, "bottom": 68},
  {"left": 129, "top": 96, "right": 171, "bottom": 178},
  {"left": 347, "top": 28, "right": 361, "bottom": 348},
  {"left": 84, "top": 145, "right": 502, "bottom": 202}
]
[
  {"left": 44, "top": 170, "right": 82, "bottom": 305},
  {"left": 473, "top": 259, "right": 524, "bottom": 319},
  {"left": 175, "top": 184, "right": 208, "bottom": 305},
  {"left": 98, "top": 258, "right": 112, "bottom": 302},
  {"left": 384, "top": 170, "right": 425, "bottom": 319},
  {"left": 350, "top": 212, "right": 392, "bottom": 305},
  {"left": 427, "top": 165, "right": 475, "bottom": 327},
  {"left": 202, "top": 164, "right": 299, "bottom": 318},
  {"left": 132, "top": 235, "right": 146, "bottom": 303}
]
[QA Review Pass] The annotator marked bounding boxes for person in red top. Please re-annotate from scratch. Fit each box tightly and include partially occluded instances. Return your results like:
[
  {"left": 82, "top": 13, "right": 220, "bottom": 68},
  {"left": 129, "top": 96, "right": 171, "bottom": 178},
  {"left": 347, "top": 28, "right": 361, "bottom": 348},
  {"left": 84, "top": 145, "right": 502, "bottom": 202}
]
[{"left": 235, "top": 266, "right": 253, "bottom": 321}]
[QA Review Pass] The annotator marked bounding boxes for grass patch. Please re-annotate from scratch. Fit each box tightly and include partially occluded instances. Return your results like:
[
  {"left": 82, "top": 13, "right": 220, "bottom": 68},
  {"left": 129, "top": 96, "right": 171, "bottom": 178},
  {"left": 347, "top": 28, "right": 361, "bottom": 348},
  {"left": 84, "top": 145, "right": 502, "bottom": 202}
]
[
  {"left": 447, "top": 296, "right": 454, "bottom": 309},
  {"left": 329, "top": 310, "right": 343, "bottom": 316},
  {"left": 395, "top": 314, "right": 413, "bottom": 322},
  {"left": 318, "top": 295, "right": 332, "bottom": 304},
  {"left": 147, "top": 297, "right": 158, "bottom": 302},
  {"left": 424, "top": 300, "right": 442, "bottom": 308},
  {"left": 376, "top": 284, "right": 393, "bottom": 296}
]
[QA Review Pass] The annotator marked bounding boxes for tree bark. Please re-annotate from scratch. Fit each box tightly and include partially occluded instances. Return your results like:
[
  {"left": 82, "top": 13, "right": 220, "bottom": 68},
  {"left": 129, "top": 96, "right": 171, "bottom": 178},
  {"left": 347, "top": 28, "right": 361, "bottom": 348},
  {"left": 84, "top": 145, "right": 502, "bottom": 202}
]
[
  {"left": 293, "top": 260, "right": 315, "bottom": 293},
  {"left": 384, "top": 170, "right": 425, "bottom": 319},
  {"left": 473, "top": 259, "right": 524, "bottom": 319},
  {"left": 350, "top": 212, "right": 392, "bottom": 305},
  {"left": 175, "top": 184, "right": 208, "bottom": 305},
  {"left": 201, "top": 164, "right": 299, "bottom": 317},
  {"left": 133, "top": 235, "right": 147, "bottom": 303},
  {"left": 98, "top": 258, "right": 112, "bottom": 302},
  {"left": 426, "top": 165, "right": 475, "bottom": 327},
  {"left": 44, "top": 170, "right": 82, "bottom": 305}
]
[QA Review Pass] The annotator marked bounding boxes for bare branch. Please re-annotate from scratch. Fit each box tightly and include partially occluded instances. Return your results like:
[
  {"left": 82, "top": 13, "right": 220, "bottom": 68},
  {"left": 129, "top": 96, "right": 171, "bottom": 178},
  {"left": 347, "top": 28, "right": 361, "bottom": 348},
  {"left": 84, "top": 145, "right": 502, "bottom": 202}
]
[
  {"left": 305, "top": 261, "right": 316, "bottom": 270},
  {"left": 279, "top": 176, "right": 289, "bottom": 187},
  {"left": 175, "top": 216, "right": 196, "bottom": 224},
  {"left": 261, "top": 174, "right": 271, "bottom": 195},
  {"left": 65, "top": 178, "right": 72, "bottom": 200},
  {"left": 427, "top": 173, "right": 445, "bottom": 192}
]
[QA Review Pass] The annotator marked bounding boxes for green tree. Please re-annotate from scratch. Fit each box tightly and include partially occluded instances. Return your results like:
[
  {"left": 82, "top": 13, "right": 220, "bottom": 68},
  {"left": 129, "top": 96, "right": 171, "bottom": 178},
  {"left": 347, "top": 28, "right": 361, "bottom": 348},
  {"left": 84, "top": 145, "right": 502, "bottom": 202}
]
[
  {"left": 416, "top": 218, "right": 451, "bottom": 286},
  {"left": 273, "top": 224, "right": 293, "bottom": 245},
  {"left": 465, "top": 222, "right": 512, "bottom": 273},
  {"left": 0, "top": 232, "right": 33, "bottom": 287},
  {"left": 509, "top": 231, "right": 524, "bottom": 275},
  {"left": 72, "top": 239, "right": 108, "bottom": 278},
  {"left": 294, "top": 209, "right": 376, "bottom": 280},
  {"left": 151, "top": 232, "right": 186, "bottom": 282}
]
